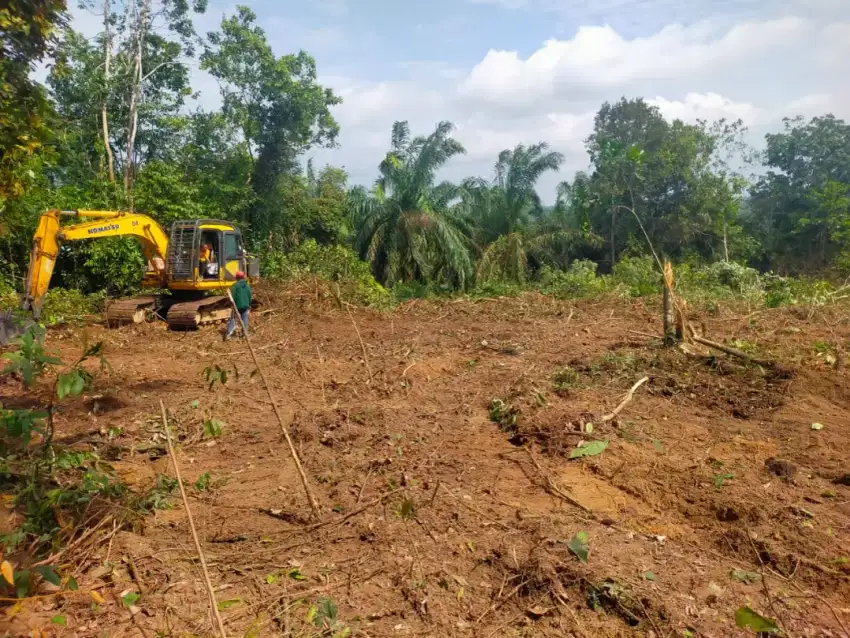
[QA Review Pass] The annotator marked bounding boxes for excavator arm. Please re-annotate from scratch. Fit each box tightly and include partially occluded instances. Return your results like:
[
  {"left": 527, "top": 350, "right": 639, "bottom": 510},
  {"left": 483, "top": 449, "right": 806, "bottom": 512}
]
[{"left": 23, "top": 210, "right": 170, "bottom": 318}]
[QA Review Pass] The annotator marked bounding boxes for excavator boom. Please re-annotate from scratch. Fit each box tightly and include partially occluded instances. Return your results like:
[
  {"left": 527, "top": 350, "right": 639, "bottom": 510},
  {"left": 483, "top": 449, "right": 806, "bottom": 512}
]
[{"left": 22, "top": 210, "right": 170, "bottom": 318}]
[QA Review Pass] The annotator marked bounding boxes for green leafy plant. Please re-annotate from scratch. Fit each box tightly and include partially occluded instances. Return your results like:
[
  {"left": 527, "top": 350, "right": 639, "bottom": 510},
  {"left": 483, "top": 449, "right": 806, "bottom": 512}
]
[
  {"left": 396, "top": 497, "right": 416, "bottom": 520},
  {"left": 137, "top": 474, "right": 178, "bottom": 511},
  {"left": 569, "top": 531, "right": 590, "bottom": 563},
  {"left": 730, "top": 569, "right": 761, "bottom": 584},
  {"left": 488, "top": 398, "right": 519, "bottom": 433},
  {"left": 194, "top": 472, "right": 212, "bottom": 492},
  {"left": 552, "top": 366, "right": 580, "bottom": 393},
  {"left": 0, "top": 327, "right": 118, "bottom": 565},
  {"left": 203, "top": 418, "right": 225, "bottom": 439},
  {"left": 714, "top": 473, "right": 735, "bottom": 488},
  {"left": 569, "top": 440, "right": 609, "bottom": 459},
  {"left": 203, "top": 364, "right": 232, "bottom": 391},
  {"left": 734, "top": 606, "right": 779, "bottom": 633}
]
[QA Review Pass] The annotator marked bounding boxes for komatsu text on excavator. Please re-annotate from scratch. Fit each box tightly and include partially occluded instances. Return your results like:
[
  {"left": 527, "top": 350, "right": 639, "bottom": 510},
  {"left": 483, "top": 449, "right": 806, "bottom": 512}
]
[{"left": 22, "top": 210, "right": 260, "bottom": 329}]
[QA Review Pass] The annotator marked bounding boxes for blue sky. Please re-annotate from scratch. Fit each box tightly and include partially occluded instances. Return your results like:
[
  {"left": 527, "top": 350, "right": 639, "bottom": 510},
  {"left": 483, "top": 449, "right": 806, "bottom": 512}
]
[{"left": 68, "top": 0, "right": 850, "bottom": 199}]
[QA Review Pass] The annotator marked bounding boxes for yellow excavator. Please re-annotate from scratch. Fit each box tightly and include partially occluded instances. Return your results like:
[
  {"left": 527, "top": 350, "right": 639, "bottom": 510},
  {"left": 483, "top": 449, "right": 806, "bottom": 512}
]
[{"left": 22, "top": 210, "right": 259, "bottom": 329}]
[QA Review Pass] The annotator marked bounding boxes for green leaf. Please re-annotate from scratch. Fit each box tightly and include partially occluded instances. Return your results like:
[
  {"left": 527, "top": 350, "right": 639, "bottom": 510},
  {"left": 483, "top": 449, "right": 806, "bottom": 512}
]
[
  {"left": 288, "top": 568, "right": 306, "bottom": 581},
  {"left": 568, "top": 531, "right": 590, "bottom": 563},
  {"left": 714, "top": 472, "right": 734, "bottom": 488},
  {"left": 305, "top": 605, "right": 318, "bottom": 624},
  {"left": 33, "top": 565, "right": 61, "bottom": 586},
  {"left": 194, "top": 472, "right": 211, "bottom": 491},
  {"left": 217, "top": 598, "right": 242, "bottom": 610},
  {"left": 652, "top": 439, "right": 664, "bottom": 453},
  {"left": 569, "top": 440, "right": 609, "bottom": 459},
  {"left": 735, "top": 606, "right": 779, "bottom": 633},
  {"left": 730, "top": 569, "right": 762, "bottom": 584},
  {"left": 314, "top": 597, "right": 338, "bottom": 627},
  {"left": 641, "top": 571, "right": 656, "bottom": 581},
  {"left": 190, "top": 400, "right": 200, "bottom": 409},
  {"left": 265, "top": 573, "right": 279, "bottom": 584},
  {"left": 14, "top": 569, "right": 31, "bottom": 598},
  {"left": 203, "top": 419, "right": 224, "bottom": 438},
  {"left": 121, "top": 591, "right": 140, "bottom": 607},
  {"left": 66, "top": 576, "right": 79, "bottom": 590},
  {"left": 51, "top": 615, "right": 67, "bottom": 626},
  {"left": 811, "top": 422, "right": 824, "bottom": 430}
]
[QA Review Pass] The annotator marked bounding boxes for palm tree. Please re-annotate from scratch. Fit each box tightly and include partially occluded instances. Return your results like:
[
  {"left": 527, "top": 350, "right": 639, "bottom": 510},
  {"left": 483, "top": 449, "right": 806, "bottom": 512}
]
[
  {"left": 466, "top": 143, "right": 592, "bottom": 284},
  {"left": 466, "top": 143, "right": 564, "bottom": 241},
  {"left": 352, "top": 121, "right": 474, "bottom": 289}
]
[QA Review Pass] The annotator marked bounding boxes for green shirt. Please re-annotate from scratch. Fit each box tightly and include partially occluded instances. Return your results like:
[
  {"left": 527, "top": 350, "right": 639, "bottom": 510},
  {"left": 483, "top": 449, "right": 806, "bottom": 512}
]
[{"left": 231, "top": 279, "right": 252, "bottom": 310}]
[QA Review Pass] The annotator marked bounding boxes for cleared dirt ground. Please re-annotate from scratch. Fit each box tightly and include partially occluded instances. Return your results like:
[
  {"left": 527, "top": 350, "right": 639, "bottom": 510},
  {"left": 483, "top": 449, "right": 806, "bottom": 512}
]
[{"left": 4, "top": 283, "right": 850, "bottom": 637}]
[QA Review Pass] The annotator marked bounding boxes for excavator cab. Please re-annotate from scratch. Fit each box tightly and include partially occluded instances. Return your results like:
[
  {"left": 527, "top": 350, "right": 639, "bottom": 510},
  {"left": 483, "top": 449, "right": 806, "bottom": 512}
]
[{"left": 166, "top": 220, "right": 259, "bottom": 290}]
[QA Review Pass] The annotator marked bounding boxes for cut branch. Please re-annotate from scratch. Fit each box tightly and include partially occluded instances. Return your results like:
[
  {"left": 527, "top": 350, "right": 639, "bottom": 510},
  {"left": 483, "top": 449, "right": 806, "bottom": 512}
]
[
  {"left": 161, "top": 401, "right": 227, "bottom": 638},
  {"left": 602, "top": 376, "right": 649, "bottom": 422},
  {"left": 690, "top": 333, "right": 775, "bottom": 368},
  {"left": 227, "top": 292, "right": 321, "bottom": 519}
]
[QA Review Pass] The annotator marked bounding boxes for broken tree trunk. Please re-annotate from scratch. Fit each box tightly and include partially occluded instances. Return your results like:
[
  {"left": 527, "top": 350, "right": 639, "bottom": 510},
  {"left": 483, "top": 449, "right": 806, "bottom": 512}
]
[{"left": 662, "top": 261, "right": 676, "bottom": 345}]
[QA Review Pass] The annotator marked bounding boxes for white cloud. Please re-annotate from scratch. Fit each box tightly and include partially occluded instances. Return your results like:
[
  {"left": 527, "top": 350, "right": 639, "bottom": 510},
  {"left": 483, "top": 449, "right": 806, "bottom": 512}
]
[
  {"left": 649, "top": 93, "right": 763, "bottom": 125},
  {"left": 460, "top": 18, "right": 810, "bottom": 109}
]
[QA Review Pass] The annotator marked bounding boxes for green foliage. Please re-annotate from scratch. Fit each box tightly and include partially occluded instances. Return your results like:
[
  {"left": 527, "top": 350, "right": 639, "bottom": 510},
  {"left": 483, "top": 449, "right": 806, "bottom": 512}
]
[
  {"left": 488, "top": 398, "right": 519, "bottom": 433},
  {"left": 203, "top": 364, "right": 231, "bottom": 390},
  {"left": 569, "top": 440, "right": 609, "bottom": 460},
  {"left": 263, "top": 239, "right": 391, "bottom": 307},
  {"left": 353, "top": 121, "right": 474, "bottom": 289},
  {"left": 552, "top": 366, "right": 580, "bottom": 393},
  {"left": 568, "top": 531, "right": 590, "bottom": 563},
  {"left": 201, "top": 5, "right": 340, "bottom": 238},
  {"left": 203, "top": 418, "right": 224, "bottom": 439},
  {"left": 734, "top": 606, "right": 779, "bottom": 633},
  {"left": 2, "top": 325, "right": 61, "bottom": 386},
  {"left": 137, "top": 474, "right": 178, "bottom": 511},
  {"left": 612, "top": 256, "right": 658, "bottom": 297},
  {"left": 538, "top": 260, "right": 609, "bottom": 298},
  {"left": 0, "top": 329, "right": 123, "bottom": 553}
]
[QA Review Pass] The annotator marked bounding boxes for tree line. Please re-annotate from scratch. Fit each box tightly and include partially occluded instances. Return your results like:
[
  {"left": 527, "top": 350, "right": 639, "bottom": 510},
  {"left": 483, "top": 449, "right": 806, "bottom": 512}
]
[{"left": 2, "top": 1, "right": 849, "bottom": 298}]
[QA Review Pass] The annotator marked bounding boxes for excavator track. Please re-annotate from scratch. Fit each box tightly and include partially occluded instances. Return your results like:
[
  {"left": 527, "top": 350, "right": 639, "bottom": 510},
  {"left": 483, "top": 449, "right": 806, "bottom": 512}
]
[
  {"left": 105, "top": 296, "right": 158, "bottom": 327},
  {"left": 166, "top": 295, "right": 232, "bottom": 329}
]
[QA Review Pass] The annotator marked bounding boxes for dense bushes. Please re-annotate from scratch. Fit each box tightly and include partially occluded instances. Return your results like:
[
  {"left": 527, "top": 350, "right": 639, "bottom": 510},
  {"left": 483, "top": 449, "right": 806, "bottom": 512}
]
[{"left": 262, "top": 239, "right": 391, "bottom": 307}]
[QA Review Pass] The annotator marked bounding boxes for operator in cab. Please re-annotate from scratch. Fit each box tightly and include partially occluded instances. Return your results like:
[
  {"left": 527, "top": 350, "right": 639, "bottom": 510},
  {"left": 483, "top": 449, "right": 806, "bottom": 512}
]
[{"left": 199, "top": 242, "right": 212, "bottom": 278}]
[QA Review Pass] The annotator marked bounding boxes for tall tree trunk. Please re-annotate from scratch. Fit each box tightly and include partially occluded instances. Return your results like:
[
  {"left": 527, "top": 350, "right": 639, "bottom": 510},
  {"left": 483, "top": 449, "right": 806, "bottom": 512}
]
[
  {"left": 723, "top": 222, "right": 729, "bottom": 262},
  {"left": 101, "top": 0, "right": 114, "bottom": 183},
  {"left": 610, "top": 206, "right": 617, "bottom": 268},
  {"left": 124, "top": 0, "right": 149, "bottom": 202}
]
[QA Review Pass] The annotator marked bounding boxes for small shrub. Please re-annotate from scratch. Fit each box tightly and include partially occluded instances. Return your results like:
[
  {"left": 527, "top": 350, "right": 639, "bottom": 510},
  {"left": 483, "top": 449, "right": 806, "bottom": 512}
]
[
  {"left": 612, "top": 255, "right": 659, "bottom": 297},
  {"left": 394, "top": 281, "right": 433, "bottom": 301},
  {"left": 489, "top": 398, "right": 519, "bottom": 433},
  {"left": 538, "top": 260, "right": 609, "bottom": 298},
  {"left": 263, "top": 239, "right": 391, "bottom": 307},
  {"left": 552, "top": 366, "right": 580, "bottom": 393}
]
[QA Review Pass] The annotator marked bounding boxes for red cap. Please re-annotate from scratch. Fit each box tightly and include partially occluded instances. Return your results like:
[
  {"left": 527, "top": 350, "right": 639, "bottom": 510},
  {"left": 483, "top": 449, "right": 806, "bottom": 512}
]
[{"left": 235, "top": 271, "right": 245, "bottom": 279}]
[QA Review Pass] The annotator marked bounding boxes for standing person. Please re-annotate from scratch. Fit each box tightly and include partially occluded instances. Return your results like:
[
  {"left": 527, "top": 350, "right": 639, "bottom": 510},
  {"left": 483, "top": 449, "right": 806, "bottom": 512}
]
[{"left": 225, "top": 271, "right": 252, "bottom": 340}]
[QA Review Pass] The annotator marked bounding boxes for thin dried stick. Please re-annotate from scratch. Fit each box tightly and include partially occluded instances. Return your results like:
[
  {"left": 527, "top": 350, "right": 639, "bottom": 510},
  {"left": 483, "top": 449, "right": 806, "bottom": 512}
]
[
  {"left": 304, "top": 488, "right": 405, "bottom": 532},
  {"left": 524, "top": 447, "right": 591, "bottom": 514},
  {"left": 602, "top": 376, "right": 649, "bottom": 422},
  {"left": 316, "top": 344, "right": 326, "bottom": 405},
  {"left": 345, "top": 303, "right": 373, "bottom": 381},
  {"left": 227, "top": 292, "right": 320, "bottom": 520},
  {"left": 440, "top": 484, "right": 515, "bottom": 531},
  {"left": 161, "top": 401, "right": 227, "bottom": 638}
]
